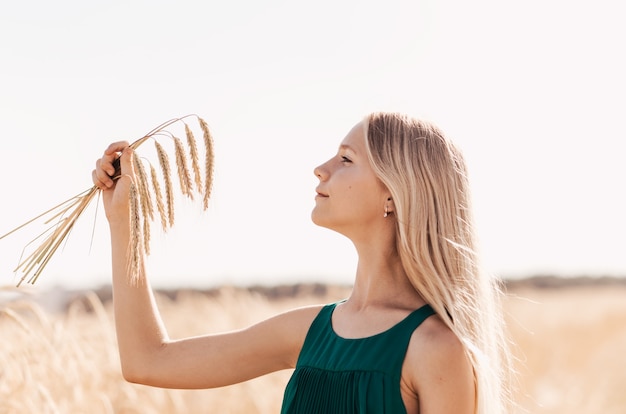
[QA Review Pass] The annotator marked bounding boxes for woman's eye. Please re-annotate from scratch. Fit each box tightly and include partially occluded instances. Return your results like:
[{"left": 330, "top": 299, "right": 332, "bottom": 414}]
[{"left": 341, "top": 156, "right": 352, "bottom": 163}]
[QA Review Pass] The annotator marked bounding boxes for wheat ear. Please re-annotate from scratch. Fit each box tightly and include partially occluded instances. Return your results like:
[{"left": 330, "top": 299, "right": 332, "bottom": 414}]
[
  {"left": 154, "top": 140, "right": 175, "bottom": 227},
  {"left": 185, "top": 123, "right": 203, "bottom": 192},
  {"left": 1, "top": 114, "right": 215, "bottom": 287},
  {"left": 173, "top": 135, "right": 194, "bottom": 200},
  {"left": 132, "top": 156, "right": 153, "bottom": 254},
  {"left": 133, "top": 155, "right": 154, "bottom": 221},
  {"left": 149, "top": 162, "right": 168, "bottom": 232},
  {"left": 199, "top": 117, "right": 215, "bottom": 210},
  {"left": 128, "top": 181, "right": 144, "bottom": 285}
]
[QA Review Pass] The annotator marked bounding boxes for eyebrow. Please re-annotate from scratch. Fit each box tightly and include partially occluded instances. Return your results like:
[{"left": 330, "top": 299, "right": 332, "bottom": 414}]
[{"left": 339, "top": 144, "right": 357, "bottom": 154}]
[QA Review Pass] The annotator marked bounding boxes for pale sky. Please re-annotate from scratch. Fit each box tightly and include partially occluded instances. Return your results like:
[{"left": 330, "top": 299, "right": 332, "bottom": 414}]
[{"left": 1, "top": 0, "right": 624, "bottom": 290}]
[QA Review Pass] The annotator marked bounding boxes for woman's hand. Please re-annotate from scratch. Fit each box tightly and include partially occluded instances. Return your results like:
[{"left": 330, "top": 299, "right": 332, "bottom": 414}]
[{"left": 92, "top": 141, "right": 135, "bottom": 224}]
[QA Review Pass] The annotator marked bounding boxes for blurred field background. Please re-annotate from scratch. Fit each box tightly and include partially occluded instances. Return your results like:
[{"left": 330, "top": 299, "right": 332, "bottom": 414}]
[{"left": 1, "top": 277, "right": 625, "bottom": 414}]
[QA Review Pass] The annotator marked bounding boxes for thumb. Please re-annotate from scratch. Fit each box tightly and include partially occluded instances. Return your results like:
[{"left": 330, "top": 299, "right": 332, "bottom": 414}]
[
  {"left": 112, "top": 146, "right": 136, "bottom": 193},
  {"left": 119, "top": 146, "right": 135, "bottom": 177}
]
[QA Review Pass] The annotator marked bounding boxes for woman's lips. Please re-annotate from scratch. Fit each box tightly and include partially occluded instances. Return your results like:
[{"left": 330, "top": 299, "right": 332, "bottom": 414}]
[{"left": 315, "top": 189, "right": 329, "bottom": 198}]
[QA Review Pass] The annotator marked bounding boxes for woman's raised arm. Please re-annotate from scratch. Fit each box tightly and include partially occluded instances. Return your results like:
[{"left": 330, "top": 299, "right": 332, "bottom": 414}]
[{"left": 92, "top": 143, "right": 319, "bottom": 389}]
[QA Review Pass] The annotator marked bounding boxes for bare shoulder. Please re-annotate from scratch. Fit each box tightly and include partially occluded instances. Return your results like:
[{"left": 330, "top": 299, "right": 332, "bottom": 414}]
[
  {"left": 408, "top": 314, "right": 468, "bottom": 369},
  {"left": 259, "top": 303, "right": 326, "bottom": 367},
  {"left": 403, "top": 315, "right": 475, "bottom": 413},
  {"left": 266, "top": 302, "right": 325, "bottom": 332}
]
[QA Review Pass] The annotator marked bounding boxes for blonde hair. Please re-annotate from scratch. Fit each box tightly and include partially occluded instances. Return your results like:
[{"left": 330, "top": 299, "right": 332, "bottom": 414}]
[{"left": 364, "top": 112, "right": 513, "bottom": 413}]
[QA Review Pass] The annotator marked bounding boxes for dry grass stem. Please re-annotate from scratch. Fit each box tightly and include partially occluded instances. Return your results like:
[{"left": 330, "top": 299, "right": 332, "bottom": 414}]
[
  {"left": 4, "top": 284, "right": 624, "bottom": 413},
  {"left": 1, "top": 114, "right": 215, "bottom": 287},
  {"left": 14, "top": 187, "right": 99, "bottom": 286}
]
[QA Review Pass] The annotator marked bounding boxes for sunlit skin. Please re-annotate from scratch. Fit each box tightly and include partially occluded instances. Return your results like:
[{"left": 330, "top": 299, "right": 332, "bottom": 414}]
[
  {"left": 312, "top": 122, "right": 392, "bottom": 242},
  {"left": 92, "top": 122, "right": 474, "bottom": 413}
]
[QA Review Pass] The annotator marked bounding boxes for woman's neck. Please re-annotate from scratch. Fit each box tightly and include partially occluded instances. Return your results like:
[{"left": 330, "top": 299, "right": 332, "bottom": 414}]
[{"left": 346, "top": 242, "right": 425, "bottom": 312}]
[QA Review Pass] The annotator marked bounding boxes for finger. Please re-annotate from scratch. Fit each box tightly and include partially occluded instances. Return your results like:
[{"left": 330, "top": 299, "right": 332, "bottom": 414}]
[
  {"left": 118, "top": 146, "right": 136, "bottom": 180},
  {"left": 100, "top": 141, "right": 130, "bottom": 176},
  {"left": 112, "top": 147, "right": 136, "bottom": 193},
  {"left": 94, "top": 158, "right": 115, "bottom": 188},
  {"left": 105, "top": 141, "right": 131, "bottom": 156},
  {"left": 92, "top": 169, "right": 106, "bottom": 189}
]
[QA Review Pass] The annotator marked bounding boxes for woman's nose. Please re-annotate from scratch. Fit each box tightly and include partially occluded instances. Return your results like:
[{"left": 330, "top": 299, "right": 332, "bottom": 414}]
[{"left": 314, "top": 163, "right": 328, "bottom": 181}]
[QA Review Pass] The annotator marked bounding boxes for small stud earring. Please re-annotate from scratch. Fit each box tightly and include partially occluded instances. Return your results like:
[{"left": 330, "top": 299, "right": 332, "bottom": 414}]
[{"left": 384, "top": 205, "right": 389, "bottom": 218}]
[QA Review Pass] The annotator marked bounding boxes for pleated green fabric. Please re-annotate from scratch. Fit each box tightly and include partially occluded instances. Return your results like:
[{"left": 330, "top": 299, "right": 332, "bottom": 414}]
[{"left": 281, "top": 302, "right": 435, "bottom": 413}]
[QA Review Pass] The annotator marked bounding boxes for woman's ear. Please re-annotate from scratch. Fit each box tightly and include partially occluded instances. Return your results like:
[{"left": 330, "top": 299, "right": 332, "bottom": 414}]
[{"left": 384, "top": 196, "right": 395, "bottom": 217}]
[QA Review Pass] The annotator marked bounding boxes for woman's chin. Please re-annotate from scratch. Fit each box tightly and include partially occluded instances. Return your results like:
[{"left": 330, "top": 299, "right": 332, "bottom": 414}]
[
  {"left": 310, "top": 210, "right": 330, "bottom": 229},
  {"left": 310, "top": 210, "right": 322, "bottom": 227}
]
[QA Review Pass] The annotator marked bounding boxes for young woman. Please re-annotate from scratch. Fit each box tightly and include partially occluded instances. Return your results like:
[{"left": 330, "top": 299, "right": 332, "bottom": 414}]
[{"left": 92, "top": 112, "right": 512, "bottom": 413}]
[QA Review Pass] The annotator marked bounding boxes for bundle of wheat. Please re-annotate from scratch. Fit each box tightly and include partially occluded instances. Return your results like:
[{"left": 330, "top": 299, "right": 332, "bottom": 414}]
[{"left": 0, "top": 114, "right": 215, "bottom": 287}]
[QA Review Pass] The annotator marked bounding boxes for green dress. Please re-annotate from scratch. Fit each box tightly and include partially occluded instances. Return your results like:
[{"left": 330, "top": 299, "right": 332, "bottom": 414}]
[{"left": 280, "top": 302, "right": 435, "bottom": 413}]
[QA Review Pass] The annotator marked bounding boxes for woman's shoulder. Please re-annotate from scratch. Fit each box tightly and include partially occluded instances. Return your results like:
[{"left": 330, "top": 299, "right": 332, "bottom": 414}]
[
  {"left": 403, "top": 315, "right": 475, "bottom": 411},
  {"left": 407, "top": 315, "right": 467, "bottom": 368},
  {"left": 259, "top": 303, "right": 328, "bottom": 363},
  {"left": 273, "top": 303, "right": 328, "bottom": 327}
]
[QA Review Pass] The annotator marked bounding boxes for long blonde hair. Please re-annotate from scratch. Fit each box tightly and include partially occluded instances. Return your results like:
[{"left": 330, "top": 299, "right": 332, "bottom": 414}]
[{"left": 364, "top": 112, "right": 513, "bottom": 413}]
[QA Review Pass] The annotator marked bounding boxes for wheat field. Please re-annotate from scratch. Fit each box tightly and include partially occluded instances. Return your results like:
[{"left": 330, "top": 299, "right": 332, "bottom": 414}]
[{"left": 1, "top": 281, "right": 625, "bottom": 414}]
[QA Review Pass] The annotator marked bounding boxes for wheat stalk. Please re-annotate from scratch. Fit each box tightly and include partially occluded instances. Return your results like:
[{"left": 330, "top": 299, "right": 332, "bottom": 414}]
[
  {"left": 199, "top": 118, "right": 215, "bottom": 210},
  {"left": 132, "top": 155, "right": 154, "bottom": 257},
  {"left": 133, "top": 155, "right": 154, "bottom": 222},
  {"left": 128, "top": 181, "right": 144, "bottom": 285},
  {"left": 149, "top": 162, "right": 168, "bottom": 232},
  {"left": 185, "top": 123, "right": 203, "bottom": 192},
  {"left": 0, "top": 115, "right": 215, "bottom": 287},
  {"left": 173, "top": 135, "right": 194, "bottom": 200},
  {"left": 153, "top": 140, "right": 175, "bottom": 228}
]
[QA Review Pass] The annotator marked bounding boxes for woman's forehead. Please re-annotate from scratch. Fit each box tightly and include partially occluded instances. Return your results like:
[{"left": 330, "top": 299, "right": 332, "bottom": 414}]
[{"left": 339, "top": 121, "right": 365, "bottom": 152}]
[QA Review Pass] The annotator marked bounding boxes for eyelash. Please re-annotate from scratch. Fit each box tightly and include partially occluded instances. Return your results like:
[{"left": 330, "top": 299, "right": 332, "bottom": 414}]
[{"left": 341, "top": 156, "right": 352, "bottom": 163}]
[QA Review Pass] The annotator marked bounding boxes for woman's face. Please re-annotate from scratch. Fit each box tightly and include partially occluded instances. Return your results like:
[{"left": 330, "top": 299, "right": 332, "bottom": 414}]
[{"left": 312, "top": 121, "right": 389, "bottom": 238}]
